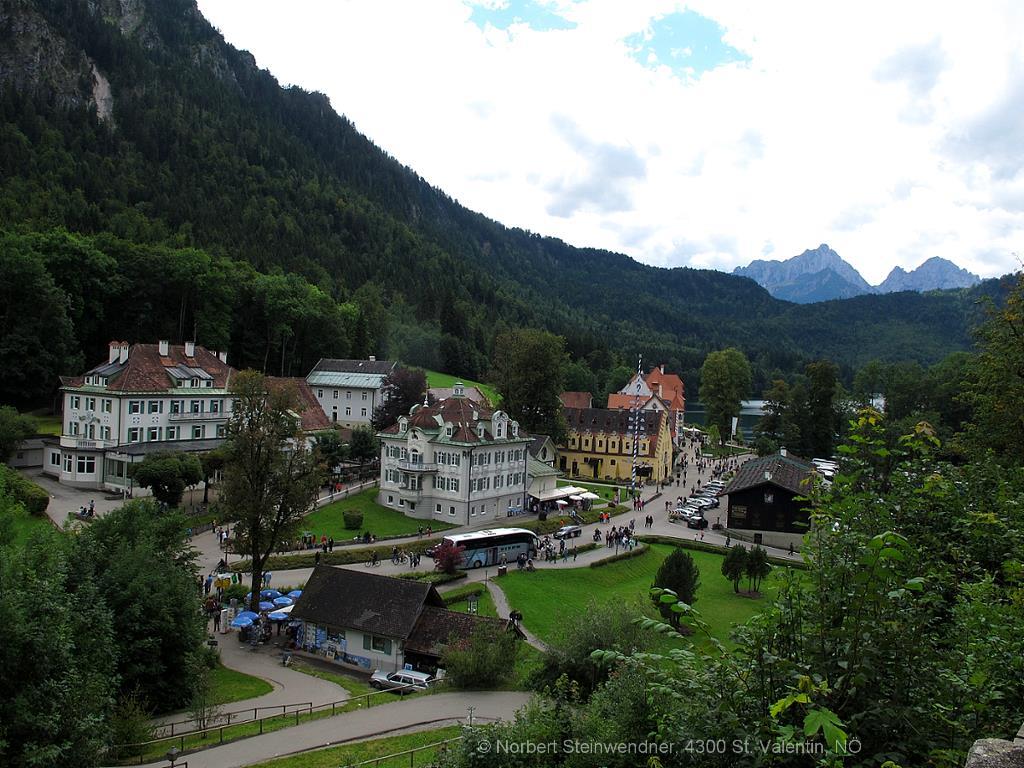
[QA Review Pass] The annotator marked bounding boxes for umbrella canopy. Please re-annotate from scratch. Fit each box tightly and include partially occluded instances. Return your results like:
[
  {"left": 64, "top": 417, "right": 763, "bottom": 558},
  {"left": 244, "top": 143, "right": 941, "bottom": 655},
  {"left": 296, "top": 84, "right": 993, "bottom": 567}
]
[
  {"left": 268, "top": 604, "right": 294, "bottom": 621},
  {"left": 579, "top": 491, "right": 600, "bottom": 500},
  {"left": 555, "top": 499, "right": 569, "bottom": 506},
  {"left": 272, "top": 596, "right": 293, "bottom": 607},
  {"left": 260, "top": 589, "right": 282, "bottom": 599},
  {"left": 258, "top": 601, "right": 276, "bottom": 612},
  {"left": 230, "top": 615, "right": 254, "bottom": 628},
  {"left": 236, "top": 610, "right": 258, "bottom": 621},
  {"left": 568, "top": 494, "right": 583, "bottom": 501},
  {"left": 288, "top": 590, "right": 303, "bottom": 598}
]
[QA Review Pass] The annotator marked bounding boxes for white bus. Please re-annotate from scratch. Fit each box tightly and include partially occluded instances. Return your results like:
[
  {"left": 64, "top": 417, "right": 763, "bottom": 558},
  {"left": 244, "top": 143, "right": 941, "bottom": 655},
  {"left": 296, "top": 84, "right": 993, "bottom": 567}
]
[{"left": 437, "top": 528, "right": 538, "bottom": 569}]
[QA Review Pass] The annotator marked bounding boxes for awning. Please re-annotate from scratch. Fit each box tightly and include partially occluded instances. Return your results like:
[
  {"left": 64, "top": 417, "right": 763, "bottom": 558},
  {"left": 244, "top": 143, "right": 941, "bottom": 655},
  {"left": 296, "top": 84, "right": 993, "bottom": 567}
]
[{"left": 531, "top": 485, "right": 589, "bottom": 502}]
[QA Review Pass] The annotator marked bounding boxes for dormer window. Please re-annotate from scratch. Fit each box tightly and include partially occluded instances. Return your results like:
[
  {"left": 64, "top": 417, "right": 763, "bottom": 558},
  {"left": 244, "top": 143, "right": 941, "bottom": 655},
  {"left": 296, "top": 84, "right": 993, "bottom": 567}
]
[
  {"left": 496, "top": 422, "right": 503, "bottom": 438},
  {"left": 446, "top": 425, "right": 453, "bottom": 437},
  {"left": 512, "top": 423, "right": 518, "bottom": 437},
  {"left": 399, "top": 417, "right": 408, "bottom": 434}
]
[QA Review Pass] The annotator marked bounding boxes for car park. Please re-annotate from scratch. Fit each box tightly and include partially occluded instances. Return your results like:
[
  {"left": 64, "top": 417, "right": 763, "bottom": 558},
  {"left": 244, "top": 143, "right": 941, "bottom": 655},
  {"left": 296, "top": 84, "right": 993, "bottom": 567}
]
[
  {"left": 554, "top": 524, "right": 583, "bottom": 540},
  {"left": 370, "top": 669, "right": 432, "bottom": 694}
]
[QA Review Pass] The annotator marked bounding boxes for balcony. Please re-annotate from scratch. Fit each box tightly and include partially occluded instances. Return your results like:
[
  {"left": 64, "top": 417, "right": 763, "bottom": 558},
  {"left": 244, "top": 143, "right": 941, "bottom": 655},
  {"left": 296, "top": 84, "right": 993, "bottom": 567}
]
[
  {"left": 397, "top": 460, "right": 437, "bottom": 472},
  {"left": 397, "top": 485, "right": 422, "bottom": 502},
  {"left": 168, "top": 411, "right": 226, "bottom": 422},
  {"left": 60, "top": 436, "right": 114, "bottom": 450}
]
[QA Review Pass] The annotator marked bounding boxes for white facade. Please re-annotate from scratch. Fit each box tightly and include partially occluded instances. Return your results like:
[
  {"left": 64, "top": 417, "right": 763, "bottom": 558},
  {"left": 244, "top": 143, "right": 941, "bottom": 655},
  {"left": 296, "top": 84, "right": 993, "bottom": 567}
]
[
  {"left": 306, "top": 358, "right": 395, "bottom": 430},
  {"left": 377, "top": 395, "right": 531, "bottom": 525},
  {"left": 45, "top": 341, "right": 235, "bottom": 490}
]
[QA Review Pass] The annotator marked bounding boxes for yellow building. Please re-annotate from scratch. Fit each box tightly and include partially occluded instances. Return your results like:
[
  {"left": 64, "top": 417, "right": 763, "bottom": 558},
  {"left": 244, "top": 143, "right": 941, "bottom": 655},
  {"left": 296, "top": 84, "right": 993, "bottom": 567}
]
[{"left": 558, "top": 407, "right": 673, "bottom": 485}]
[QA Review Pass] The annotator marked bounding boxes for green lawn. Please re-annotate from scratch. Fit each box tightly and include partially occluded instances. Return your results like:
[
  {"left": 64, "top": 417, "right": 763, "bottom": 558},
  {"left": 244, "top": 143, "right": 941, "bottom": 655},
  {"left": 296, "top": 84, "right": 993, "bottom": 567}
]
[
  {"left": 445, "top": 587, "right": 498, "bottom": 618},
  {"left": 7, "top": 505, "right": 53, "bottom": 548},
  {"left": 424, "top": 369, "right": 501, "bottom": 407},
  {"left": 208, "top": 664, "right": 273, "bottom": 705},
  {"left": 247, "top": 725, "right": 462, "bottom": 768},
  {"left": 305, "top": 488, "right": 456, "bottom": 539},
  {"left": 497, "top": 543, "right": 780, "bottom": 647},
  {"left": 31, "top": 414, "right": 61, "bottom": 436}
]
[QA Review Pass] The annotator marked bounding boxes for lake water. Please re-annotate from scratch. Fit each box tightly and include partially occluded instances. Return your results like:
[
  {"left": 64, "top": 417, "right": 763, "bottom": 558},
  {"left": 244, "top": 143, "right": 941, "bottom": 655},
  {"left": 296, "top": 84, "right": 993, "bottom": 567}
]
[{"left": 683, "top": 400, "right": 765, "bottom": 440}]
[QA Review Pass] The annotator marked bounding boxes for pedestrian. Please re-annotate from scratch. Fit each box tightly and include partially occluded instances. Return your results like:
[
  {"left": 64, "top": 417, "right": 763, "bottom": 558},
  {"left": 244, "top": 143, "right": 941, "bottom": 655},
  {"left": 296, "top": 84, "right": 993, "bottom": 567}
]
[
  {"left": 204, "top": 574, "right": 212, "bottom": 595},
  {"left": 315, "top": 550, "right": 322, "bottom": 565},
  {"left": 788, "top": 543, "right": 795, "bottom": 556},
  {"left": 213, "top": 609, "right": 221, "bottom": 632},
  {"left": 572, "top": 546, "right": 577, "bottom": 561},
  {"left": 328, "top": 536, "right": 334, "bottom": 553}
]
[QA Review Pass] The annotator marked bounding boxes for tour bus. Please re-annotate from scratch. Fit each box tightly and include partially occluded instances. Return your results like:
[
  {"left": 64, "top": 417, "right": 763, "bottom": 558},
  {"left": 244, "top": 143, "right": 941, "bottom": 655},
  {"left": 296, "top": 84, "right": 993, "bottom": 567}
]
[{"left": 435, "top": 528, "right": 539, "bottom": 569}]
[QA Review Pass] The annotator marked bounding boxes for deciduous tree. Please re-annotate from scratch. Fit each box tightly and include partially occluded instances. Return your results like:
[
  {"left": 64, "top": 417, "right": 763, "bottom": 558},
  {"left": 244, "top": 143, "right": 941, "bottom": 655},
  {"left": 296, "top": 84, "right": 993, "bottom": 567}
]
[
  {"left": 0, "top": 406, "right": 37, "bottom": 463},
  {"left": 220, "top": 372, "right": 323, "bottom": 613},
  {"left": 129, "top": 452, "right": 203, "bottom": 507},
  {"left": 371, "top": 366, "right": 429, "bottom": 430},
  {"left": 489, "top": 329, "right": 567, "bottom": 441},
  {"left": 721, "top": 544, "right": 747, "bottom": 593},
  {"left": 699, "top": 348, "right": 752, "bottom": 444}
]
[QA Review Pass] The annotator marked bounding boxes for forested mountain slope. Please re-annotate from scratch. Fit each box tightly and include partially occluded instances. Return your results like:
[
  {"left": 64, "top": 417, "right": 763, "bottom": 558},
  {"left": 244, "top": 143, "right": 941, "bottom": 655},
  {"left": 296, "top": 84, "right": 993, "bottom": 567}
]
[{"left": 0, "top": 0, "right": 1004, "bottom": 405}]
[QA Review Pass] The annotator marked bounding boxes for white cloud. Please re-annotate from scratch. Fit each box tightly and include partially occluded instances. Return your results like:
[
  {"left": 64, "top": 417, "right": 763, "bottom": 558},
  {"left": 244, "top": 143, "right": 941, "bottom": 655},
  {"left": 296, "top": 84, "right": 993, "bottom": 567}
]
[{"left": 197, "top": 0, "right": 1024, "bottom": 284}]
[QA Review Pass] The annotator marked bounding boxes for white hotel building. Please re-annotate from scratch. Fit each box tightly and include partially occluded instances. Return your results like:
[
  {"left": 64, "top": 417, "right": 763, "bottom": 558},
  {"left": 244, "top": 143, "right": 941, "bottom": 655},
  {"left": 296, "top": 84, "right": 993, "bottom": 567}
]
[
  {"left": 45, "top": 340, "right": 236, "bottom": 490},
  {"left": 377, "top": 384, "right": 531, "bottom": 525},
  {"left": 306, "top": 357, "right": 396, "bottom": 429}
]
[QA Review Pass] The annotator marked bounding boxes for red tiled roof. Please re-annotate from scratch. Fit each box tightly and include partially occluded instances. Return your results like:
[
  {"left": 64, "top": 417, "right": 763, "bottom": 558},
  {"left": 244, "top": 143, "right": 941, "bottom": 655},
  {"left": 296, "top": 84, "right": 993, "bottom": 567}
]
[
  {"left": 605, "top": 393, "right": 662, "bottom": 411},
  {"left": 266, "top": 377, "right": 331, "bottom": 432},
  {"left": 559, "top": 391, "right": 593, "bottom": 409},
  {"left": 645, "top": 367, "right": 685, "bottom": 408},
  {"left": 64, "top": 343, "right": 236, "bottom": 392}
]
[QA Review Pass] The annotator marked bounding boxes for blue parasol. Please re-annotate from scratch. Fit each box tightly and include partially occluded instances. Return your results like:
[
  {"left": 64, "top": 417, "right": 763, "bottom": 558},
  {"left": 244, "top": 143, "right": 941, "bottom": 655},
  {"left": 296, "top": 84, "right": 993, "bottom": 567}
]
[
  {"left": 272, "top": 596, "right": 293, "bottom": 607},
  {"left": 260, "top": 589, "right": 282, "bottom": 599},
  {"left": 258, "top": 601, "right": 276, "bottom": 612},
  {"left": 288, "top": 590, "right": 302, "bottom": 598},
  {"left": 236, "top": 610, "right": 258, "bottom": 621},
  {"left": 230, "top": 615, "right": 254, "bottom": 628}
]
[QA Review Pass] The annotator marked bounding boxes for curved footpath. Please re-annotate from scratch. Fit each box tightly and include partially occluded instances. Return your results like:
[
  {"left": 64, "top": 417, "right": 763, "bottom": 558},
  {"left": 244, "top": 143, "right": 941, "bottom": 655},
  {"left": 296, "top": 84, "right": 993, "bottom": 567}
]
[
  {"left": 151, "top": 629, "right": 350, "bottom": 734},
  {"left": 133, "top": 691, "right": 531, "bottom": 768}
]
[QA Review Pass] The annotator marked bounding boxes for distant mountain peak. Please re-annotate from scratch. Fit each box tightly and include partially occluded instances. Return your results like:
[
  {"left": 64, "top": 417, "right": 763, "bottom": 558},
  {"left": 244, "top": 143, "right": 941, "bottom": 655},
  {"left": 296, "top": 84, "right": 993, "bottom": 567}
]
[
  {"left": 877, "top": 256, "right": 980, "bottom": 294},
  {"left": 734, "top": 248, "right": 980, "bottom": 303}
]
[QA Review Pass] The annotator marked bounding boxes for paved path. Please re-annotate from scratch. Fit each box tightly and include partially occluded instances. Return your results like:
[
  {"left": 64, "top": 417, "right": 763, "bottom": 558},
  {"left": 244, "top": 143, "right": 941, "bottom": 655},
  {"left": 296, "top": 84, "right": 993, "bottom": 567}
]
[
  {"left": 134, "top": 691, "right": 531, "bottom": 768},
  {"left": 484, "top": 581, "right": 548, "bottom": 652},
  {"left": 152, "top": 632, "right": 351, "bottom": 735}
]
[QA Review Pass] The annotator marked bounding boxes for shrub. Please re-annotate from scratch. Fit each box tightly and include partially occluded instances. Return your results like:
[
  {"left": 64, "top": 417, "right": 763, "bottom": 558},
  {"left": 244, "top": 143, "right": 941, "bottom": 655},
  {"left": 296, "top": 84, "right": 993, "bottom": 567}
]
[
  {"left": 589, "top": 543, "right": 647, "bottom": 568},
  {"left": 433, "top": 541, "right": 465, "bottom": 574},
  {"left": 441, "top": 623, "right": 518, "bottom": 689},
  {"left": 442, "top": 583, "right": 487, "bottom": 605},
  {"left": 721, "top": 544, "right": 748, "bottom": 593},
  {"left": 342, "top": 510, "right": 363, "bottom": 530},
  {"left": 0, "top": 465, "right": 50, "bottom": 516},
  {"left": 107, "top": 692, "right": 154, "bottom": 760}
]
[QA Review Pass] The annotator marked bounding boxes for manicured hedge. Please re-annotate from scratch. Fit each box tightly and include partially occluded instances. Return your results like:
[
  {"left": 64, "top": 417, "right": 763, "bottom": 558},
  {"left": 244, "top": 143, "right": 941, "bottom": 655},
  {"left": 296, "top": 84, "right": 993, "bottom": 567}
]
[
  {"left": 0, "top": 465, "right": 49, "bottom": 516},
  {"left": 636, "top": 535, "right": 806, "bottom": 569},
  {"left": 230, "top": 537, "right": 438, "bottom": 572},
  {"left": 342, "top": 510, "right": 363, "bottom": 530},
  {"left": 589, "top": 543, "right": 648, "bottom": 568},
  {"left": 440, "top": 583, "right": 487, "bottom": 605},
  {"left": 396, "top": 569, "right": 467, "bottom": 585}
]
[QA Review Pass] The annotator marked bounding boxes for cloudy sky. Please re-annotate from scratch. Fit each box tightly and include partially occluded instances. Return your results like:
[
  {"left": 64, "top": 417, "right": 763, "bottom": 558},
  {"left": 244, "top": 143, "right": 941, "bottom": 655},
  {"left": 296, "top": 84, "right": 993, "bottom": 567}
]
[{"left": 196, "top": 0, "right": 1024, "bottom": 283}]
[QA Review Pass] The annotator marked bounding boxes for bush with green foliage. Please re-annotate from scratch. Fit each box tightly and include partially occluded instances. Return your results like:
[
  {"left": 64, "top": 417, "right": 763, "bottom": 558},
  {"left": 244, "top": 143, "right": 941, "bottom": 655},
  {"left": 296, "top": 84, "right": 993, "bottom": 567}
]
[
  {"left": 440, "top": 623, "right": 518, "bottom": 689},
  {"left": 531, "top": 599, "right": 655, "bottom": 697},
  {"left": 0, "top": 465, "right": 49, "bottom": 516},
  {"left": 744, "top": 544, "right": 771, "bottom": 593},
  {"left": 342, "top": 510, "right": 363, "bottom": 530},
  {"left": 128, "top": 452, "right": 203, "bottom": 508},
  {"left": 0, "top": 406, "right": 37, "bottom": 462}
]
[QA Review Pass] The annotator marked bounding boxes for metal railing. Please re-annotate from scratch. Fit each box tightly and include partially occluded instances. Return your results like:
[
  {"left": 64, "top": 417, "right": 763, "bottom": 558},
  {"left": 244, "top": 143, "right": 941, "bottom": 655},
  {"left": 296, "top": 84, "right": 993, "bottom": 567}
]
[
  {"left": 168, "top": 412, "right": 225, "bottom": 422},
  {"left": 154, "top": 701, "right": 314, "bottom": 738},
  {"left": 341, "top": 736, "right": 463, "bottom": 767},
  {"left": 396, "top": 460, "right": 437, "bottom": 472},
  {"left": 116, "top": 680, "right": 432, "bottom": 763}
]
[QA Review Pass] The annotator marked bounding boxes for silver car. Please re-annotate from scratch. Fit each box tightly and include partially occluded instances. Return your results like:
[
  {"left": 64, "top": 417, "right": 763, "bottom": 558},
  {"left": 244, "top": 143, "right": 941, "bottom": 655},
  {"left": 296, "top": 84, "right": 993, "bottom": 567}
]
[{"left": 369, "top": 669, "right": 432, "bottom": 694}]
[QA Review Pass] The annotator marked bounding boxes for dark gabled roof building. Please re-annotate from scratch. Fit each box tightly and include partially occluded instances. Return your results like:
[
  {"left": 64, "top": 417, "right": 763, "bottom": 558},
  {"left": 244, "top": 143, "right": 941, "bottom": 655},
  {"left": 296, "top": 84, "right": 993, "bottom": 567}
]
[
  {"left": 724, "top": 451, "right": 816, "bottom": 547},
  {"left": 291, "top": 565, "right": 511, "bottom": 673}
]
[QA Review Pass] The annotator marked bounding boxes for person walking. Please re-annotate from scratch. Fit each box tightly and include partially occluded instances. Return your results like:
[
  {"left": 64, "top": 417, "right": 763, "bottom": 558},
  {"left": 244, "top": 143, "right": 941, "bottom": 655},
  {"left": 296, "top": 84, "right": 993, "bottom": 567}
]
[
  {"left": 212, "top": 608, "right": 221, "bottom": 633},
  {"left": 328, "top": 536, "right": 334, "bottom": 553}
]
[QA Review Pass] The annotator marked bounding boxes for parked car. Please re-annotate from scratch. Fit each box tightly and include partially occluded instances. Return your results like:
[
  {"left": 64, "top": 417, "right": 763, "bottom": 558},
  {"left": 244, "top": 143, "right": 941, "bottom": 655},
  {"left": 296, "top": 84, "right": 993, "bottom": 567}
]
[
  {"left": 370, "top": 669, "right": 432, "bottom": 694},
  {"left": 554, "top": 524, "right": 583, "bottom": 540},
  {"left": 689, "top": 496, "right": 716, "bottom": 510},
  {"left": 686, "top": 516, "right": 709, "bottom": 529}
]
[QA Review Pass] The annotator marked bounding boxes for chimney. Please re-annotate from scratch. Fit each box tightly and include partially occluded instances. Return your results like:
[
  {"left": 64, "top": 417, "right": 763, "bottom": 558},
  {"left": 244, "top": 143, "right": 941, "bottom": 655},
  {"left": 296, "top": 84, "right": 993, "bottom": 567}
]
[
  {"left": 158, "top": 340, "right": 169, "bottom": 356},
  {"left": 109, "top": 341, "right": 120, "bottom": 364},
  {"left": 780, "top": 447, "right": 787, "bottom": 457},
  {"left": 660, "top": 364, "right": 665, "bottom": 374},
  {"left": 369, "top": 355, "right": 376, "bottom": 362},
  {"left": 218, "top": 351, "right": 228, "bottom": 364},
  {"left": 118, "top": 342, "right": 129, "bottom": 364},
  {"left": 764, "top": 470, "right": 773, "bottom": 481},
  {"left": 184, "top": 341, "right": 195, "bottom": 358},
  {"left": 453, "top": 382, "right": 464, "bottom": 398}
]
